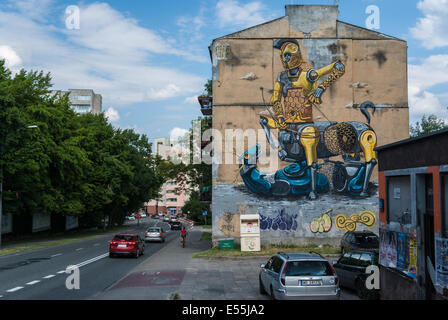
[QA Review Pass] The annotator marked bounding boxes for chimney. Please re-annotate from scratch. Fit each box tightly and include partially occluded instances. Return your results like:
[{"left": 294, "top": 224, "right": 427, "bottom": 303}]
[{"left": 285, "top": 5, "right": 338, "bottom": 37}]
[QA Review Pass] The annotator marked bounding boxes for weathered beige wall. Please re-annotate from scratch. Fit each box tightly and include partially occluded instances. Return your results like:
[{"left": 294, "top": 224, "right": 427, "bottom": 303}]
[{"left": 212, "top": 36, "right": 409, "bottom": 184}]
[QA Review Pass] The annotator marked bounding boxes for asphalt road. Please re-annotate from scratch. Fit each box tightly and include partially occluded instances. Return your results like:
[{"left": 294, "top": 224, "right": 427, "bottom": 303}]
[{"left": 0, "top": 218, "right": 177, "bottom": 300}]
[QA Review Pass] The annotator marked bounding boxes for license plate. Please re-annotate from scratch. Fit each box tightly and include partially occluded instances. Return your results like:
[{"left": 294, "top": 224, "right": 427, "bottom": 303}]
[
  {"left": 117, "top": 244, "right": 127, "bottom": 248},
  {"left": 301, "top": 280, "right": 321, "bottom": 286}
]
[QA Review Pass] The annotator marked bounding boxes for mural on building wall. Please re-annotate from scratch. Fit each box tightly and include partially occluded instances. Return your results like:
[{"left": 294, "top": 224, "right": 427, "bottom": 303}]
[
  {"left": 334, "top": 210, "right": 376, "bottom": 232},
  {"left": 310, "top": 209, "right": 332, "bottom": 233},
  {"left": 396, "top": 232, "right": 408, "bottom": 271},
  {"left": 239, "top": 38, "right": 378, "bottom": 200},
  {"left": 260, "top": 209, "right": 298, "bottom": 232}
]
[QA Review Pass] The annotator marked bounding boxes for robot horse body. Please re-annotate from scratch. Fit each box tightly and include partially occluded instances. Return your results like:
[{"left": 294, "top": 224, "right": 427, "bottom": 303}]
[{"left": 239, "top": 38, "right": 378, "bottom": 199}]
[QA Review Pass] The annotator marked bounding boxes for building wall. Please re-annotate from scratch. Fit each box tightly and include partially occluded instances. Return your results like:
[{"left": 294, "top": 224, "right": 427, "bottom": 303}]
[{"left": 210, "top": 5, "right": 409, "bottom": 246}]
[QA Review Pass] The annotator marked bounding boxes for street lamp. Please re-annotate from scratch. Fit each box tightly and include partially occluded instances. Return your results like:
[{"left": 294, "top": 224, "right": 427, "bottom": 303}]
[{"left": 0, "top": 125, "right": 38, "bottom": 249}]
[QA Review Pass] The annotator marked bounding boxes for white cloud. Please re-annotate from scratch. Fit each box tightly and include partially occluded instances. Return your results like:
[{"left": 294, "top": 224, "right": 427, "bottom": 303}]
[
  {"left": 170, "top": 127, "right": 189, "bottom": 141},
  {"left": 104, "top": 107, "right": 120, "bottom": 122},
  {"left": 184, "top": 95, "right": 199, "bottom": 105},
  {"left": 215, "top": 0, "right": 272, "bottom": 29},
  {"left": 0, "top": 45, "right": 22, "bottom": 69},
  {"left": 0, "top": 2, "right": 206, "bottom": 108},
  {"left": 410, "top": 0, "right": 448, "bottom": 49},
  {"left": 408, "top": 54, "right": 448, "bottom": 122}
]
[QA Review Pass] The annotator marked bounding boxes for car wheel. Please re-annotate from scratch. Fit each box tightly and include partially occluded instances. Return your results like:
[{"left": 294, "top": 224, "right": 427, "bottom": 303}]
[
  {"left": 259, "top": 276, "right": 267, "bottom": 295},
  {"left": 109, "top": 253, "right": 114, "bottom": 258}
]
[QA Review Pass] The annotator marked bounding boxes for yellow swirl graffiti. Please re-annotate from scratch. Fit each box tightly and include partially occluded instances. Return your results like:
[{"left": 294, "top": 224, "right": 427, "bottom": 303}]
[{"left": 335, "top": 210, "right": 376, "bottom": 232}]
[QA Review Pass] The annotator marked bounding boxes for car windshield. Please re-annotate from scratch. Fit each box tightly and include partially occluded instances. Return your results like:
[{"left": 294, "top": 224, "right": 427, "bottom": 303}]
[
  {"left": 113, "top": 235, "right": 135, "bottom": 241},
  {"left": 355, "top": 234, "right": 379, "bottom": 244},
  {"left": 147, "top": 228, "right": 160, "bottom": 232},
  {"left": 285, "top": 261, "right": 333, "bottom": 277}
]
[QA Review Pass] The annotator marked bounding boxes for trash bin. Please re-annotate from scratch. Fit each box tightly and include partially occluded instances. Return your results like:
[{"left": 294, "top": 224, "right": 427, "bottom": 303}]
[{"left": 218, "top": 238, "right": 235, "bottom": 250}]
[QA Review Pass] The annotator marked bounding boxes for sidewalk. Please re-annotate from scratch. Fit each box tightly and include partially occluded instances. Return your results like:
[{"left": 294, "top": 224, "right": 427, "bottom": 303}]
[{"left": 94, "top": 227, "right": 359, "bottom": 300}]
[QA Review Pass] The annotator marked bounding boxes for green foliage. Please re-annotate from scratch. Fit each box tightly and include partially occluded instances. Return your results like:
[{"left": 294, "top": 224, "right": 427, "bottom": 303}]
[
  {"left": 204, "top": 80, "right": 212, "bottom": 96},
  {"left": 410, "top": 114, "right": 448, "bottom": 137},
  {"left": 0, "top": 60, "right": 164, "bottom": 230},
  {"left": 182, "top": 191, "right": 209, "bottom": 223}
]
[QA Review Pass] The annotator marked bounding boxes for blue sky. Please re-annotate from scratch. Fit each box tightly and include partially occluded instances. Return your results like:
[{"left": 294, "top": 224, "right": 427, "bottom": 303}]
[{"left": 0, "top": 0, "right": 447, "bottom": 142}]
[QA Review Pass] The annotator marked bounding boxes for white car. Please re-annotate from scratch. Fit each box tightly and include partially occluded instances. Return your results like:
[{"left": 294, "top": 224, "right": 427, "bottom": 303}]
[{"left": 126, "top": 216, "right": 136, "bottom": 221}]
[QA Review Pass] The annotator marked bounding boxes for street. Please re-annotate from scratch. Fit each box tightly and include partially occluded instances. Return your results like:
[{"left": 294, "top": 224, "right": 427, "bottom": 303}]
[
  {"left": 0, "top": 219, "right": 175, "bottom": 300},
  {"left": 0, "top": 218, "right": 359, "bottom": 300}
]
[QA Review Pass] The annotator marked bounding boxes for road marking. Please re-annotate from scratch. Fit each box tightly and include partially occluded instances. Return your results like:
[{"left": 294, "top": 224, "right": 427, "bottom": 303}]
[
  {"left": 26, "top": 280, "right": 41, "bottom": 285},
  {"left": 73, "top": 253, "right": 109, "bottom": 269},
  {"left": 76, "top": 248, "right": 84, "bottom": 251},
  {"left": 51, "top": 253, "right": 62, "bottom": 258},
  {"left": 57, "top": 270, "right": 66, "bottom": 274},
  {"left": 43, "top": 275, "right": 56, "bottom": 279},
  {"left": 7, "top": 287, "right": 24, "bottom": 293}
]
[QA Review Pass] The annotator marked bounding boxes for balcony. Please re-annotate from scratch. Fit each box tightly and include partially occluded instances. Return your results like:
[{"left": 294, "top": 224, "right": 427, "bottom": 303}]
[{"left": 198, "top": 95, "right": 212, "bottom": 116}]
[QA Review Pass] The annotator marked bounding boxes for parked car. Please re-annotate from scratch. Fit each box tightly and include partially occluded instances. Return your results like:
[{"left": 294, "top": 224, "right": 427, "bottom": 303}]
[
  {"left": 140, "top": 213, "right": 147, "bottom": 218},
  {"left": 151, "top": 214, "right": 159, "bottom": 219},
  {"left": 333, "top": 250, "right": 379, "bottom": 297},
  {"left": 163, "top": 216, "right": 170, "bottom": 223},
  {"left": 126, "top": 216, "right": 135, "bottom": 221},
  {"left": 134, "top": 214, "right": 142, "bottom": 219},
  {"left": 340, "top": 231, "right": 379, "bottom": 254},
  {"left": 109, "top": 234, "right": 145, "bottom": 258},
  {"left": 259, "top": 252, "right": 340, "bottom": 300},
  {"left": 145, "top": 227, "right": 167, "bottom": 243},
  {"left": 170, "top": 221, "right": 182, "bottom": 230}
]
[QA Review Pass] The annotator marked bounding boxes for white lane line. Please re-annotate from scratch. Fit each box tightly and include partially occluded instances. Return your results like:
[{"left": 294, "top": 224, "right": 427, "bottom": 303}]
[
  {"left": 74, "top": 253, "right": 109, "bottom": 268},
  {"left": 57, "top": 270, "right": 66, "bottom": 274},
  {"left": 43, "top": 275, "right": 56, "bottom": 279},
  {"left": 7, "top": 287, "right": 24, "bottom": 293},
  {"left": 51, "top": 253, "right": 62, "bottom": 258},
  {"left": 26, "top": 280, "right": 41, "bottom": 286},
  {"left": 75, "top": 248, "right": 84, "bottom": 251}
]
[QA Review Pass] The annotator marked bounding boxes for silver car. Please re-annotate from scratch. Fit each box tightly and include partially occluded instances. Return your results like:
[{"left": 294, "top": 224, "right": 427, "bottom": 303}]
[
  {"left": 145, "top": 227, "right": 167, "bottom": 243},
  {"left": 259, "top": 252, "right": 340, "bottom": 300}
]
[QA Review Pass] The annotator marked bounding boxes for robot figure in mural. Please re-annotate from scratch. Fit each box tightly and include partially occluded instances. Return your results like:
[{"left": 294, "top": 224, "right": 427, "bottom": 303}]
[{"left": 239, "top": 39, "right": 378, "bottom": 199}]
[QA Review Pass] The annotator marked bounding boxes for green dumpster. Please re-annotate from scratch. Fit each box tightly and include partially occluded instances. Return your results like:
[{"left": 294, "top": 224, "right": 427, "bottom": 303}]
[{"left": 218, "top": 238, "right": 235, "bottom": 250}]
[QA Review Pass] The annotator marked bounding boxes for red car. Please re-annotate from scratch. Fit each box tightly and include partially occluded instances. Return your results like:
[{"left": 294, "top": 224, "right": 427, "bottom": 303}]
[{"left": 109, "top": 234, "right": 145, "bottom": 258}]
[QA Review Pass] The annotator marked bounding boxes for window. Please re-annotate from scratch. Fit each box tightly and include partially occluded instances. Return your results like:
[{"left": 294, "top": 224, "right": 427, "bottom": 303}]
[
  {"left": 339, "top": 252, "right": 351, "bottom": 265},
  {"left": 167, "top": 198, "right": 177, "bottom": 202},
  {"left": 359, "top": 253, "right": 373, "bottom": 267},
  {"left": 113, "top": 235, "right": 135, "bottom": 241},
  {"left": 72, "top": 95, "right": 91, "bottom": 101},
  {"left": 271, "top": 257, "right": 284, "bottom": 274},
  {"left": 285, "top": 261, "right": 333, "bottom": 276},
  {"left": 265, "top": 257, "right": 274, "bottom": 269},
  {"left": 348, "top": 253, "right": 361, "bottom": 266},
  {"left": 71, "top": 105, "right": 91, "bottom": 114},
  {"left": 147, "top": 228, "right": 161, "bottom": 233}
]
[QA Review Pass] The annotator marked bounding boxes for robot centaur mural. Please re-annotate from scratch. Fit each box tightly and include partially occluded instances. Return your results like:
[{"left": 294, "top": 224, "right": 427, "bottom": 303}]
[{"left": 239, "top": 39, "right": 378, "bottom": 199}]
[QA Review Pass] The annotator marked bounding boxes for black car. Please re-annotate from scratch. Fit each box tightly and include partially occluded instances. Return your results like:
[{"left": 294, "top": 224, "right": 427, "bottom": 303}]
[
  {"left": 170, "top": 221, "right": 182, "bottom": 230},
  {"left": 340, "top": 231, "right": 379, "bottom": 254},
  {"left": 333, "top": 250, "right": 379, "bottom": 297}
]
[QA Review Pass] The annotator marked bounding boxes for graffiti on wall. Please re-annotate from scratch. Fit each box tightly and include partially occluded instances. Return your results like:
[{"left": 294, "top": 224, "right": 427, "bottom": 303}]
[
  {"left": 379, "top": 229, "right": 418, "bottom": 278},
  {"left": 310, "top": 209, "right": 332, "bottom": 233},
  {"left": 334, "top": 210, "right": 376, "bottom": 232},
  {"left": 239, "top": 38, "right": 378, "bottom": 200},
  {"left": 435, "top": 237, "right": 448, "bottom": 288},
  {"left": 217, "top": 206, "right": 244, "bottom": 238},
  {"left": 260, "top": 209, "right": 298, "bottom": 232}
]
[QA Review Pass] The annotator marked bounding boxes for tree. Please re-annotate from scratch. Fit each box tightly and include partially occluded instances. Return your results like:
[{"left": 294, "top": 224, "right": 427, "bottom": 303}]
[
  {"left": 410, "top": 115, "right": 448, "bottom": 137},
  {"left": 0, "top": 60, "right": 165, "bottom": 233}
]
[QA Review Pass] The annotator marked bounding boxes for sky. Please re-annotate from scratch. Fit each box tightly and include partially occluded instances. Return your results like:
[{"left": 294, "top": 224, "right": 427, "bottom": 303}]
[{"left": 0, "top": 0, "right": 447, "bottom": 142}]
